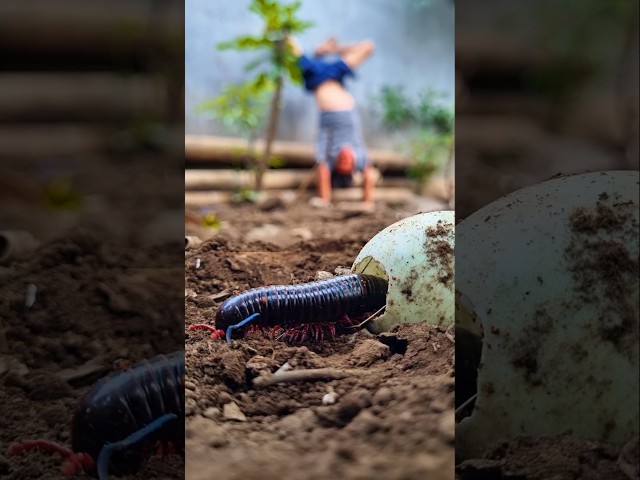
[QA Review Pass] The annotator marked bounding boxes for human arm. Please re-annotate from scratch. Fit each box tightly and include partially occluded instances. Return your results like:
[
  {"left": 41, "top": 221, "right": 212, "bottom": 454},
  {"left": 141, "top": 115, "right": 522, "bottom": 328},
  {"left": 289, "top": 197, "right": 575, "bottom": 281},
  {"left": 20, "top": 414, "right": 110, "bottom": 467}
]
[{"left": 315, "top": 38, "right": 375, "bottom": 69}]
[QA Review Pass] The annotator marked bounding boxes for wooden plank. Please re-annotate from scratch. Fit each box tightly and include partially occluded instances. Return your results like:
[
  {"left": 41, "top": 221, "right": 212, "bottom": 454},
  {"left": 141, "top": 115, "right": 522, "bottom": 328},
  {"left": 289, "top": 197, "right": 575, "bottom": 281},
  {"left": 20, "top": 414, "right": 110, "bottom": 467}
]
[
  {"left": 0, "top": 0, "right": 182, "bottom": 57},
  {"left": 0, "top": 125, "right": 114, "bottom": 158},
  {"left": 185, "top": 188, "right": 416, "bottom": 207},
  {"left": 184, "top": 135, "right": 413, "bottom": 171},
  {"left": 0, "top": 74, "right": 168, "bottom": 121},
  {"left": 455, "top": 115, "right": 547, "bottom": 153},
  {"left": 456, "top": 32, "right": 549, "bottom": 77},
  {"left": 185, "top": 168, "right": 388, "bottom": 191}
]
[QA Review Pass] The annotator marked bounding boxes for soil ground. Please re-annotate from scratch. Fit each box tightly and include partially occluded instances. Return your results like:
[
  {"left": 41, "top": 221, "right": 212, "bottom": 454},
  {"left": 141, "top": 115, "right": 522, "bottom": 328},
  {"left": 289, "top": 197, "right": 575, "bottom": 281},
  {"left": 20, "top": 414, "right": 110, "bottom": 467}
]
[
  {"left": 184, "top": 200, "right": 455, "bottom": 480},
  {"left": 0, "top": 155, "right": 184, "bottom": 480}
]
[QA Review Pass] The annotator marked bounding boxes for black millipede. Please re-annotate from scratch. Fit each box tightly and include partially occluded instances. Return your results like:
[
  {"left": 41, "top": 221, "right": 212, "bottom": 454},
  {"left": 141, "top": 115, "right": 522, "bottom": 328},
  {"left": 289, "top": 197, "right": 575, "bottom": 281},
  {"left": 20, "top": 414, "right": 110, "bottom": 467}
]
[
  {"left": 9, "top": 351, "right": 185, "bottom": 480},
  {"left": 189, "top": 273, "right": 388, "bottom": 342}
]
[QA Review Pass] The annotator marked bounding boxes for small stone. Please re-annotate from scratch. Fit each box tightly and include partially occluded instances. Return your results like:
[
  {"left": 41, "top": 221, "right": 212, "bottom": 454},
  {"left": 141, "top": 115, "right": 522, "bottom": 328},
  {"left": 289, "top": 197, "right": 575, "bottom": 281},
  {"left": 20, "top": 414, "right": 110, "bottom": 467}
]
[
  {"left": 315, "top": 271, "right": 334, "bottom": 281},
  {"left": 322, "top": 391, "right": 338, "bottom": 405},
  {"left": 291, "top": 227, "right": 313, "bottom": 241},
  {"left": 203, "top": 407, "right": 221, "bottom": 420},
  {"left": 184, "top": 380, "right": 197, "bottom": 391},
  {"left": 334, "top": 266, "right": 352, "bottom": 276},
  {"left": 223, "top": 402, "right": 247, "bottom": 422}
]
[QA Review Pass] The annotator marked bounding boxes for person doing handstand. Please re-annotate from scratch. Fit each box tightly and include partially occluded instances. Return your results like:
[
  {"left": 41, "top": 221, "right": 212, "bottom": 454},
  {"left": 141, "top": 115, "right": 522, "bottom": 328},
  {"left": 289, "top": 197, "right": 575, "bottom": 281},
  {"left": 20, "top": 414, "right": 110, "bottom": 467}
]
[{"left": 289, "top": 37, "right": 375, "bottom": 205}]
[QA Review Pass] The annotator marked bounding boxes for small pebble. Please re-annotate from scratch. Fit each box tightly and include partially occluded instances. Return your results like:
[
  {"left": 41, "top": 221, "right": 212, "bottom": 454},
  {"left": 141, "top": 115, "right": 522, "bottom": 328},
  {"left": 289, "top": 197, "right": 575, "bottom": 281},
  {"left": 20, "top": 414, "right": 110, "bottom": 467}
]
[
  {"left": 322, "top": 391, "right": 338, "bottom": 405},
  {"left": 25, "top": 283, "right": 37, "bottom": 308},
  {"left": 315, "top": 271, "right": 334, "bottom": 281},
  {"left": 223, "top": 402, "right": 247, "bottom": 422},
  {"left": 184, "top": 381, "right": 197, "bottom": 391},
  {"left": 203, "top": 407, "right": 221, "bottom": 420}
]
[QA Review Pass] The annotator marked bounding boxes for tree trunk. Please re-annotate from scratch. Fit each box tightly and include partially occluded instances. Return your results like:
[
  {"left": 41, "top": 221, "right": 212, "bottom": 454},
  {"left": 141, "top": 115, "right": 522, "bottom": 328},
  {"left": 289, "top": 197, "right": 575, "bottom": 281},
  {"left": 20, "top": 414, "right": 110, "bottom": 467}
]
[{"left": 256, "top": 75, "right": 283, "bottom": 192}]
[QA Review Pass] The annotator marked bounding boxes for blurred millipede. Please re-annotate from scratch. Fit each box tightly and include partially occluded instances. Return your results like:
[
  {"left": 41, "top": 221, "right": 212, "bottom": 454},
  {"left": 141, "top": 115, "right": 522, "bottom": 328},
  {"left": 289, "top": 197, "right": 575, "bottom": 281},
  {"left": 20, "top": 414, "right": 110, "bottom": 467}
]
[
  {"left": 190, "top": 273, "right": 388, "bottom": 342},
  {"left": 9, "top": 352, "right": 184, "bottom": 480}
]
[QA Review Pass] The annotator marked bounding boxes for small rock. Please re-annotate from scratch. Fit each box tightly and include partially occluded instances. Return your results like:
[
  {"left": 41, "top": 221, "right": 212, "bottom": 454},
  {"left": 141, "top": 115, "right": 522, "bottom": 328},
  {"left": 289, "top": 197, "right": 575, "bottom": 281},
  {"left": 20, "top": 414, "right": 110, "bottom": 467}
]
[
  {"left": 322, "top": 390, "right": 338, "bottom": 405},
  {"left": 246, "top": 355, "right": 274, "bottom": 376},
  {"left": 309, "top": 196, "right": 330, "bottom": 208},
  {"left": 185, "top": 289, "right": 197, "bottom": 298},
  {"left": 278, "top": 190, "right": 297, "bottom": 206},
  {"left": 315, "top": 271, "right": 334, "bottom": 281},
  {"left": 291, "top": 227, "right": 313, "bottom": 241},
  {"left": 184, "top": 381, "right": 197, "bottom": 391},
  {"left": 203, "top": 407, "right": 221, "bottom": 420},
  {"left": 246, "top": 224, "right": 282, "bottom": 243},
  {"left": 223, "top": 402, "right": 247, "bottom": 422},
  {"left": 334, "top": 266, "right": 352, "bottom": 276}
]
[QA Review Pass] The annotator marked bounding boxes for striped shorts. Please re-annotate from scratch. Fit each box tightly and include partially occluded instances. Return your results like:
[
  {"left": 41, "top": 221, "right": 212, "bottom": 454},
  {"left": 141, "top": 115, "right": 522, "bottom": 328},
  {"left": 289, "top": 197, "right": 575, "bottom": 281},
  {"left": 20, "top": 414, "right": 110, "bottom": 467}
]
[{"left": 316, "top": 109, "right": 369, "bottom": 172}]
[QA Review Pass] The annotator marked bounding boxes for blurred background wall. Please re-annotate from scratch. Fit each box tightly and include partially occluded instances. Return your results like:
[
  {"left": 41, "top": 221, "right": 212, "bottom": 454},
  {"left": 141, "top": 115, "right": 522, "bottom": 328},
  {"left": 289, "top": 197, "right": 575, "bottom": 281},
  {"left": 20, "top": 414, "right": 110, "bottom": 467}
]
[{"left": 185, "top": 0, "right": 454, "bottom": 148}]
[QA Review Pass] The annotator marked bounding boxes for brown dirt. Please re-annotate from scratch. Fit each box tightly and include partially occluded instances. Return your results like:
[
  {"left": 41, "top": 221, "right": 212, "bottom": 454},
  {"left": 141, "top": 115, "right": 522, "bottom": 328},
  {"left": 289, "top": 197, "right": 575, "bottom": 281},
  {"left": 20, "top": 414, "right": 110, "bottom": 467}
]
[
  {"left": 457, "top": 433, "right": 632, "bottom": 480},
  {"left": 184, "top": 201, "right": 455, "bottom": 480},
  {"left": 0, "top": 156, "right": 184, "bottom": 480}
]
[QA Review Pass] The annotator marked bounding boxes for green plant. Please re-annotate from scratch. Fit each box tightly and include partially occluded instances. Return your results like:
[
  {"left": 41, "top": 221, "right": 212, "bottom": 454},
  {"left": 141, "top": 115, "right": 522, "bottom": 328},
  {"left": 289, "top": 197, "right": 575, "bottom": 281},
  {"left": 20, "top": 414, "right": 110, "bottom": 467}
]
[
  {"left": 379, "top": 86, "right": 454, "bottom": 189},
  {"left": 527, "top": 0, "right": 638, "bottom": 132},
  {"left": 198, "top": 0, "right": 313, "bottom": 192},
  {"left": 405, "top": 131, "right": 452, "bottom": 187}
]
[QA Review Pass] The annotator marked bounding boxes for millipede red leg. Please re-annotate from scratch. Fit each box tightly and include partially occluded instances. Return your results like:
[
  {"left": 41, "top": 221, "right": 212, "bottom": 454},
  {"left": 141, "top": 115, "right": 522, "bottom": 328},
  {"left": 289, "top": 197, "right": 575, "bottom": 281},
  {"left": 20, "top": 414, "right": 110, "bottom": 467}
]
[
  {"left": 9, "top": 439, "right": 95, "bottom": 476},
  {"left": 188, "top": 324, "right": 225, "bottom": 340}
]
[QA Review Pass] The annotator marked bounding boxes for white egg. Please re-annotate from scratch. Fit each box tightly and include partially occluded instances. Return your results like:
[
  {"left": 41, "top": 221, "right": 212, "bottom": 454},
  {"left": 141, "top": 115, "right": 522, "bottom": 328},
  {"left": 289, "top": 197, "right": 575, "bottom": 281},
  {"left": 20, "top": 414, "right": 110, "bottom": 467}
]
[
  {"left": 352, "top": 211, "right": 455, "bottom": 333},
  {"left": 456, "top": 170, "right": 639, "bottom": 460}
]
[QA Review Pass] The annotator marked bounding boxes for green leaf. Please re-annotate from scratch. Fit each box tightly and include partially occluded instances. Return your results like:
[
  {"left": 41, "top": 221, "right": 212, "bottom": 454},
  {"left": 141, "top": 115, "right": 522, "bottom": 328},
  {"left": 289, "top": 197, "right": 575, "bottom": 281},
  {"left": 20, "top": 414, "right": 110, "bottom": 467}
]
[
  {"left": 268, "top": 155, "right": 286, "bottom": 168},
  {"left": 244, "top": 55, "right": 269, "bottom": 72},
  {"left": 218, "top": 35, "right": 272, "bottom": 51}
]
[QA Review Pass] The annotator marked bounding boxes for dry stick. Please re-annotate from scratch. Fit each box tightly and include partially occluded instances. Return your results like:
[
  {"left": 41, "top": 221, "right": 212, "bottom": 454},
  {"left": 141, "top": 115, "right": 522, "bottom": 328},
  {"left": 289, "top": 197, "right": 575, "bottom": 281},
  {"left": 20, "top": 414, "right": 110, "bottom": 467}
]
[
  {"left": 253, "top": 367, "right": 362, "bottom": 388},
  {"left": 455, "top": 393, "right": 478, "bottom": 421},
  {"left": 349, "top": 305, "right": 386, "bottom": 330}
]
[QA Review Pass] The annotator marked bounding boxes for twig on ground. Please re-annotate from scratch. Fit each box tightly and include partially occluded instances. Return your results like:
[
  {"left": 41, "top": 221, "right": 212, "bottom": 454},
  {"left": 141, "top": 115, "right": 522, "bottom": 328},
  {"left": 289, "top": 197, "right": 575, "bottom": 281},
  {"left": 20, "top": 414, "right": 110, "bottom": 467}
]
[
  {"left": 253, "top": 367, "right": 362, "bottom": 388},
  {"left": 455, "top": 393, "right": 477, "bottom": 421},
  {"left": 445, "top": 324, "right": 455, "bottom": 344}
]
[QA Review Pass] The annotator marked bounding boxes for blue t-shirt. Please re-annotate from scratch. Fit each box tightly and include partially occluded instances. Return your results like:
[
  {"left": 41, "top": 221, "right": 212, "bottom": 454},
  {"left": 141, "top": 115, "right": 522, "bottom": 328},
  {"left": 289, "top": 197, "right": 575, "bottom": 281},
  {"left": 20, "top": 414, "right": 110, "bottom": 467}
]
[{"left": 298, "top": 54, "right": 354, "bottom": 92}]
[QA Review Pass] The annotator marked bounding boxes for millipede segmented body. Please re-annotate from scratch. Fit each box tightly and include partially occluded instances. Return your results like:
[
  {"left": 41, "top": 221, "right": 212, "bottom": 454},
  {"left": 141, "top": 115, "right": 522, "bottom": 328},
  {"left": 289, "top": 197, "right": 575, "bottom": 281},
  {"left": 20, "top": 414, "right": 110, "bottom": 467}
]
[
  {"left": 215, "top": 273, "right": 388, "bottom": 339},
  {"left": 10, "top": 352, "right": 185, "bottom": 480}
]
